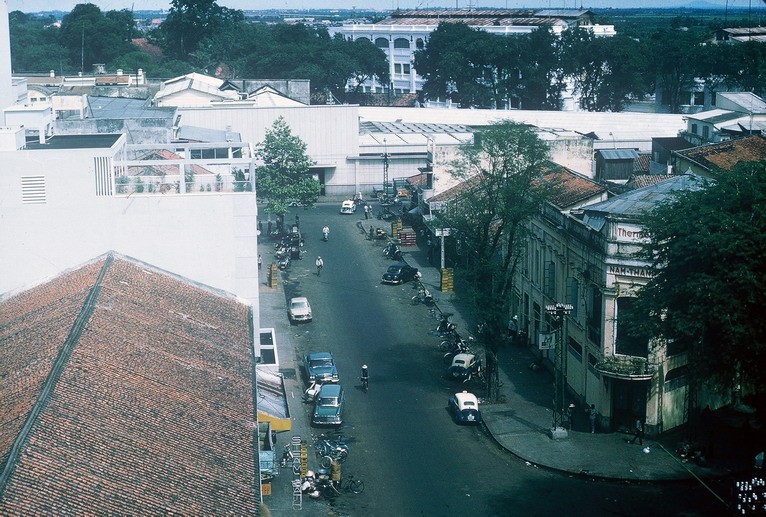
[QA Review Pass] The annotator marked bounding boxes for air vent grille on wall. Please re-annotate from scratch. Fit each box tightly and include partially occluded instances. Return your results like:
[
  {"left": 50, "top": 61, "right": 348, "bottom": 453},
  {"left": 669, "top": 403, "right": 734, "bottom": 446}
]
[{"left": 21, "top": 176, "right": 46, "bottom": 204}]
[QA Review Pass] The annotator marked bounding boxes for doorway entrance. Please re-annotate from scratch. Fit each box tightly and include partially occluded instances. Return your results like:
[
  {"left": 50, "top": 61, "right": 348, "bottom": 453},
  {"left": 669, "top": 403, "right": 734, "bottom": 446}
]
[{"left": 611, "top": 378, "right": 648, "bottom": 432}]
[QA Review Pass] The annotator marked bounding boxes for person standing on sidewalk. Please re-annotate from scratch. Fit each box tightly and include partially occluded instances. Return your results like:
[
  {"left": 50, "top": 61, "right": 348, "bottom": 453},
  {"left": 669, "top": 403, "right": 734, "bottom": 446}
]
[
  {"left": 258, "top": 254, "right": 263, "bottom": 270},
  {"left": 587, "top": 404, "right": 597, "bottom": 434},
  {"left": 629, "top": 417, "right": 644, "bottom": 445}
]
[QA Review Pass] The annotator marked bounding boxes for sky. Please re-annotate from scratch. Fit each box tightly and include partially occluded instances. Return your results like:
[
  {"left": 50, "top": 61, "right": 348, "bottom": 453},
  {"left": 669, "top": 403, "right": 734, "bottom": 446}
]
[{"left": 5, "top": 0, "right": 748, "bottom": 14}]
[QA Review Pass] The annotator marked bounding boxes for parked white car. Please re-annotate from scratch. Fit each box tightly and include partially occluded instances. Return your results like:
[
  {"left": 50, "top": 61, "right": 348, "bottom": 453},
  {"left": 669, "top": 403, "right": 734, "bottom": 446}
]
[
  {"left": 340, "top": 200, "right": 356, "bottom": 214},
  {"left": 288, "top": 296, "right": 312, "bottom": 323}
]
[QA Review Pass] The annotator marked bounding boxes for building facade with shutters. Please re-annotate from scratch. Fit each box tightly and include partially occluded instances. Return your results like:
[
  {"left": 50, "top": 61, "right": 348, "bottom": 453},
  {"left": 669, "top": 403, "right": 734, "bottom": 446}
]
[{"left": 513, "top": 174, "right": 721, "bottom": 436}]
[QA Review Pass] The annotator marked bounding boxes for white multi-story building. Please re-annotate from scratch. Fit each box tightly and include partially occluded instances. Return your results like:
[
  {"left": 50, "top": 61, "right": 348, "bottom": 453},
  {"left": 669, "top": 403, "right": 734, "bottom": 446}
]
[{"left": 330, "top": 8, "right": 615, "bottom": 102}]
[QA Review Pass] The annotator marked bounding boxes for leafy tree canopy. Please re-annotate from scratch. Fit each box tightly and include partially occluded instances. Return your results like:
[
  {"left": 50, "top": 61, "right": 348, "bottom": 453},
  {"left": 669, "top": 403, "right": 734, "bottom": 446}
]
[
  {"left": 438, "top": 121, "right": 555, "bottom": 332},
  {"left": 159, "top": 0, "right": 245, "bottom": 59},
  {"left": 560, "top": 28, "right": 648, "bottom": 112},
  {"left": 255, "top": 117, "right": 320, "bottom": 215},
  {"left": 59, "top": 3, "right": 138, "bottom": 71},
  {"left": 631, "top": 163, "right": 766, "bottom": 394}
]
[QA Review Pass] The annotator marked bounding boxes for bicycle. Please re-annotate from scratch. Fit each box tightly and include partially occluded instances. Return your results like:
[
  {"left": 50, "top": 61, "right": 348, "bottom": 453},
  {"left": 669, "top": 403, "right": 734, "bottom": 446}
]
[
  {"left": 323, "top": 475, "right": 365, "bottom": 497},
  {"left": 361, "top": 375, "right": 369, "bottom": 393},
  {"left": 338, "top": 474, "right": 365, "bottom": 494},
  {"left": 313, "top": 434, "right": 349, "bottom": 468}
]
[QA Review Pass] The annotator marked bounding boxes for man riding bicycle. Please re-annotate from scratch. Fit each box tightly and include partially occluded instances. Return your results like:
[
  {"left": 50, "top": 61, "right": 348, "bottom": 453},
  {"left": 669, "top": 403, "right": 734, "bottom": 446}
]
[
  {"left": 316, "top": 256, "right": 324, "bottom": 276},
  {"left": 322, "top": 225, "right": 330, "bottom": 241}
]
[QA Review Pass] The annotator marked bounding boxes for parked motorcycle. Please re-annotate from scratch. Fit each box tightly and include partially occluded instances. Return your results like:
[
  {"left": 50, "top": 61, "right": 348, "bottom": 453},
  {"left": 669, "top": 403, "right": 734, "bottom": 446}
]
[
  {"left": 411, "top": 286, "right": 435, "bottom": 306},
  {"left": 383, "top": 242, "right": 402, "bottom": 260},
  {"left": 442, "top": 336, "right": 473, "bottom": 365}
]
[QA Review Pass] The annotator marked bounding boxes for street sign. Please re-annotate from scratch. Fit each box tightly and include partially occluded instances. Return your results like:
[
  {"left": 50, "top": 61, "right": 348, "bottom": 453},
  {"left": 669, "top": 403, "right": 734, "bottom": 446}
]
[
  {"left": 539, "top": 332, "right": 555, "bottom": 350},
  {"left": 435, "top": 228, "right": 451, "bottom": 237}
]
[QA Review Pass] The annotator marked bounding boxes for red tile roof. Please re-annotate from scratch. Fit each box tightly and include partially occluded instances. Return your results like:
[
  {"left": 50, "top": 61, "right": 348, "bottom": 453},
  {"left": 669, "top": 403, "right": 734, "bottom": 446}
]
[
  {"left": 675, "top": 135, "right": 766, "bottom": 172},
  {"left": 428, "top": 161, "right": 606, "bottom": 209},
  {"left": 542, "top": 163, "right": 607, "bottom": 209},
  {"left": 0, "top": 253, "right": 258, "bottom": 515}
]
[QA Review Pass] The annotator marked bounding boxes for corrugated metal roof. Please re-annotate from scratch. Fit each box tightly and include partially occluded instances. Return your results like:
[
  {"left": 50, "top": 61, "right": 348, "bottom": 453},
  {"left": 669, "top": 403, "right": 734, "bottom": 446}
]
[
  {"left": 87, "top": 96, "right": 175, "bottom": 120},
  {"left": 360, "top": 107, "right": 686, "bottom": 143},
  {"left": 685, "top": 109, "right": 740, "bottom": 123},
  {"left": 599, "top": 149, "right": 639, "bottom": 160},
  {"left": 717, "top": 92, "right": 766, "bottom": 114},
  {"left": 583, "top": 174, "right": 703, "bottom": 219}
]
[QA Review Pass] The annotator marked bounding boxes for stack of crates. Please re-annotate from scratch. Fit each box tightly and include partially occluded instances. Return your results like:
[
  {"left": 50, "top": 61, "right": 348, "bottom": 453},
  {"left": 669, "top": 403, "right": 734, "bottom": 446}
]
[
  {"left": 440, "top": 268, "right": 454, "bottom": 292},
  {"left": 399, "top": 227, "right": 417, "bottom": 247},
  {"left": 391, "top": 219, "right": 403, "bottom": 240}
]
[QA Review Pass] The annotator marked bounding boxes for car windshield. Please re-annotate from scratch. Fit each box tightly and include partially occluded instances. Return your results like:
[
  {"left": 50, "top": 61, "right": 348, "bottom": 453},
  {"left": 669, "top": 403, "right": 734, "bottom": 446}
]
[
  {"left": 319, "top": 397, "right": 339, "bottom": 406},
  {"left": 310, "top": 358, "right": 333, "bottom": 367},
  {"left": 292, "top": 301, "right": 308, "bottom": 309},
  {"left": 454, "top": 359, "right": 466, "bottom": 366},
  {"left": 387, "top": 266, "right": 402, "bottom": 273},
  {"left": 463, "top": 401, "right": 476, "bottom": 407}
]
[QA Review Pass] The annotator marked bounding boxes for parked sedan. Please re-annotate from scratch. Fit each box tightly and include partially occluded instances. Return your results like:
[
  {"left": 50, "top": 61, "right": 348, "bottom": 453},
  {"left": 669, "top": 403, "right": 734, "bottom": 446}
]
[
  {"left": 381, "top": 264, "right": 419, "bottom": 285},
  {"left": 312, "top": 383, "right": 345, "bottom": 426},
  {"left": 288, "top": 297, "right": 312, "bottom": 323},
  {"left": 448, "top": 391, "right": 482, "bottom": 424},
  {"left": 340, "top": 199, "right": 357, "bottom": 214},
  {"left": 446, "top": 353, "right": 482, "bottom": 382},
  {"left": 304, "top": 352, "right": 339, "bottom": 383}
]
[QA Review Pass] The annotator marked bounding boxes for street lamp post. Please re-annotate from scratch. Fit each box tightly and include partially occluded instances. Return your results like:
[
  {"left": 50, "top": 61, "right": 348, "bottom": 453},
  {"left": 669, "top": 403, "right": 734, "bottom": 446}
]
[{"left": 546, "top": 303, "right": 573, "bottom": 439}]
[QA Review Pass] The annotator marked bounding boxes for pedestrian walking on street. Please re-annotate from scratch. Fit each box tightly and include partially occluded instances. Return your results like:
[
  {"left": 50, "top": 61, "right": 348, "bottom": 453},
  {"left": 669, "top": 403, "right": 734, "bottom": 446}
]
[
  {"left": 629, "top": 418, "right": 644, "bottom": 445},
  {"left": 315, "top": 256, "right": 324, "bottom": 276},
  {"left": 508, "top": 315, "right": 518, "bottom": 344},
  {"left": 258, "top": 254, "right": 263, "bottom": 270},
  {"left": 587, "top": 404, "right": 597, "bottom": 434},
  {"left": 258, "top": 220, "right": 263, "bottom": 235},
  {"left": 364, "top": 204, "right": 370, "bottom": 219}
]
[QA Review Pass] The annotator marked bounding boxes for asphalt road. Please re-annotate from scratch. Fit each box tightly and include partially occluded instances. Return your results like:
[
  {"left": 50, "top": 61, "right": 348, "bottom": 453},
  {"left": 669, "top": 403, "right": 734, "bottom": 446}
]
[{"left": 277, "top": 203, "right": 724, "bottom": 517}]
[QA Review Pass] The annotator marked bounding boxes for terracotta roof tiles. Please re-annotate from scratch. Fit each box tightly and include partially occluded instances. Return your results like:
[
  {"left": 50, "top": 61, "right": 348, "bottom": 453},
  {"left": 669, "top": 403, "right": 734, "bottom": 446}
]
[
  {"left": 0, "top": 253, "right": 257, "bottom": 514},
  {"left": 675, "top": 135, "right": 766, "bottom": 172}
]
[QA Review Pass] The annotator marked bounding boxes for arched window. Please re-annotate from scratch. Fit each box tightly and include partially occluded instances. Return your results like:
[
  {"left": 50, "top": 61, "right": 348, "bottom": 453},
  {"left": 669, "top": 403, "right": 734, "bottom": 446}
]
[
  {"left": 416, "top": 38, "right": 425, "bottom": 49},
  {"left": 356, "top": 36, "right": 371, "bottom": 44},
  {"left": 375, "top": 37, "right": 389, "bottom": 49},
  {"left": 394, "top": 38, "right": 410, "bottom": 49},
  {"left": 665, "top": 366, "right": 688, "bottom": 391}
]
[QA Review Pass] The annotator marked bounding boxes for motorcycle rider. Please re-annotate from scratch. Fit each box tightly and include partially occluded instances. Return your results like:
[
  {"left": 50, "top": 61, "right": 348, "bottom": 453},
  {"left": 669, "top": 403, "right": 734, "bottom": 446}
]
[
  {"left": 322, "top": 225, "right": 330, "bottom": 241},
  {"left": 360, "top": 364, "right": 369, "bottom": 391},
  {"left": 316, "top": 256, "right": 324, "bottom": 276}
]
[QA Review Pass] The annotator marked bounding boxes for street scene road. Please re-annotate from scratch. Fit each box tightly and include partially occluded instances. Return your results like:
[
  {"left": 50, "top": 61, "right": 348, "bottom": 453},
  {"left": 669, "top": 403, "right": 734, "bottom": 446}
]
[{"left": 268, "top": 203, "right": 726, "bottom": 517}]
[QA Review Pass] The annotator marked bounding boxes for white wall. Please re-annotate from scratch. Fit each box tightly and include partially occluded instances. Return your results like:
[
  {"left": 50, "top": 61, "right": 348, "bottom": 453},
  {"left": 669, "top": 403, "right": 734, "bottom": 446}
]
[
  {"left": 177, "top": 104, "right": 361, "bottom": 191},
  {"left": 0, "top": 145, "right": 260, "bottom": 317}
]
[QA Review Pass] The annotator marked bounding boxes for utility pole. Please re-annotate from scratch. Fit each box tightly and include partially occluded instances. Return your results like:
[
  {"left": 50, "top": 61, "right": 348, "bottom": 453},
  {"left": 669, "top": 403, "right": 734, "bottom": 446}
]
[{"left": 546, "top": 303, "right": 573, "bottom": 439}]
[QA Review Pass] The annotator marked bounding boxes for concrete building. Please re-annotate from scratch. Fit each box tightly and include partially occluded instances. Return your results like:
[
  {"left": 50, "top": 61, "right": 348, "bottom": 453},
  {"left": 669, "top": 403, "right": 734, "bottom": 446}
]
[{"left": 516, "top": 174, "right": 711, "bottom": 435}]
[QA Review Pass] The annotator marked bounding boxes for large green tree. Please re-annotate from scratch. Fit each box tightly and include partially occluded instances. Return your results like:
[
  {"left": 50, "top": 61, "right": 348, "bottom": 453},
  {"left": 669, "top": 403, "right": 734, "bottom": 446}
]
[
  {"left": 649, "top": 28, "right": 706, "bottom": 113},
  {"left": 255, "top": 117, "right": 320, "bottom": 216},
  {"left": 9, "top": 11, "right": 68, "bottom": 73},
  {"left": 631, "top": 163, "right": 766, "bottom": 400},
  {"left": 560, "top": 28, "right": 649, "bottom": 112},
  {"left": 59, "top": 4, "right": 138, "bottom": 72},
  {"left": 437, "top": 122, "right": 557, "bottom": 400},
  {"left": 517, "top": 28, "right": 565, "bottom": 110},
  {"left": 159, "top": 0, "right": 244, "bottom": 59}
]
